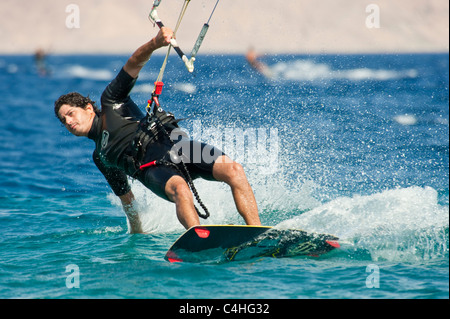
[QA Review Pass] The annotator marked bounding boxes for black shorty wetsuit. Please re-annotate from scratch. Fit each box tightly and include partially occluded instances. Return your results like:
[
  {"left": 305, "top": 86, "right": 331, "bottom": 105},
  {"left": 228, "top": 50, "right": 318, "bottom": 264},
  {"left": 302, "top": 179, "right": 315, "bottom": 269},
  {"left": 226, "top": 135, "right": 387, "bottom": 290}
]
[{"left": 88, "top": 68, "right": 224, "bottom": 200}]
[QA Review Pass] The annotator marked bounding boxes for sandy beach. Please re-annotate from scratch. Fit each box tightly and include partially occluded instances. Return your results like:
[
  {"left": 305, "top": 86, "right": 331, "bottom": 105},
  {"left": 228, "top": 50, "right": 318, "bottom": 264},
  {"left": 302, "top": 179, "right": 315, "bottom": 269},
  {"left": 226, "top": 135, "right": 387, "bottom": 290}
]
[{"left": 0, "top": 0, "right": 448, "bottom": 54}]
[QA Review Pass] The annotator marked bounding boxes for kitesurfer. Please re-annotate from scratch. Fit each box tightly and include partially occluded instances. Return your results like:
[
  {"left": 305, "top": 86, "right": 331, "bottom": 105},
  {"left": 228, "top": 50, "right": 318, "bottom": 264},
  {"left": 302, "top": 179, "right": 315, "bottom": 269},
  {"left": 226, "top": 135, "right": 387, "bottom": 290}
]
[{"left": 54, "top": 27, "right": 261, "bottom": 233}]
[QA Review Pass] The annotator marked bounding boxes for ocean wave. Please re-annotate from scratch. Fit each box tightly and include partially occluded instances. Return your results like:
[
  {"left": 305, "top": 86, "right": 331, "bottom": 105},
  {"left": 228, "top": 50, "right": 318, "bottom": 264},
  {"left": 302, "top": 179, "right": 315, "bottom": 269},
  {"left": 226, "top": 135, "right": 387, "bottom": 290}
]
[
  {"left": 132, "top": 82, "right": 197, "bottom": 94},
  {"left": 269, "top": 59, "right": 418, "bottom": 81},
  {"left": 58, "top": 65, "right": 114, "bottom": 81},
  {"left": 276, "top": 186, "right": 449, "bottom": 262},
  {"left": 393, "top": 114, "right": 418, "bottom": 126},
  {"left": 173, "top": 82, "right": 197, "bottom": 94}
]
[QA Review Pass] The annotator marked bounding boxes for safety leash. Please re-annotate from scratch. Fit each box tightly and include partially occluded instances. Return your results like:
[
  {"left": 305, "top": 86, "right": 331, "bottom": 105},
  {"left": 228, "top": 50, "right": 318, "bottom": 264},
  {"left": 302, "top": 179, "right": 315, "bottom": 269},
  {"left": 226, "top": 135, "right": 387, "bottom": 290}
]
[{"left": 138, "top": 119, "right": 210, "bottom": 220}]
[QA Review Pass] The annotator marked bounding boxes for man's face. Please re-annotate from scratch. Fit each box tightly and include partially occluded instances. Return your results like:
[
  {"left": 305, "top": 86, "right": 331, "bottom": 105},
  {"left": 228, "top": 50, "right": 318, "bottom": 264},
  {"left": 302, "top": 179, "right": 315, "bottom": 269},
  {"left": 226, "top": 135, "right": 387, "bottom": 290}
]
[{"left": 58, "top": 104, "right": 95, "bottom": 137}]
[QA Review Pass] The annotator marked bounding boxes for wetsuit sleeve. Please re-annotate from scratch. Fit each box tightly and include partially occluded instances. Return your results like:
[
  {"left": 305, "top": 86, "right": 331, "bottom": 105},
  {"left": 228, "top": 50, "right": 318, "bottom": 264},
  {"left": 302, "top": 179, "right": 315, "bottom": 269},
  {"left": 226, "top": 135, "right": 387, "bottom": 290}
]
[
  {"left": 101, "top": 67, "right": 136, "bottom": 106},
  {"left": 93, "top": 150, "right": 131, "bottom": 197},
  {"left": 100, "top": 67, "right": 144, "bottom": 119}
]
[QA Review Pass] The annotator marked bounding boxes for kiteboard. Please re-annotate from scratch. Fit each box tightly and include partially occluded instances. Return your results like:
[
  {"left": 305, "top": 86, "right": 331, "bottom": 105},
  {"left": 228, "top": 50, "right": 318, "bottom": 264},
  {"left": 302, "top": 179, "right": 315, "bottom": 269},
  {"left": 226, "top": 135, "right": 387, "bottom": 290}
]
[{"left": 164, "top": 225, "right": 339, "bottom": 263}]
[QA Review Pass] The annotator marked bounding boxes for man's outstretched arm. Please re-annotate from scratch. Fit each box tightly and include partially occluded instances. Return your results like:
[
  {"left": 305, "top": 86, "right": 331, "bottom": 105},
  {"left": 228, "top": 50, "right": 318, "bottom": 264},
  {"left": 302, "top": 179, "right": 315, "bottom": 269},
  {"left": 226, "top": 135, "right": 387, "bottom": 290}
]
[
  {"left": 123, "top": 27, "right": 173, "bottom": 79},
  {"left": 119, "top": 191, "right": 143, "bottom": 234}
]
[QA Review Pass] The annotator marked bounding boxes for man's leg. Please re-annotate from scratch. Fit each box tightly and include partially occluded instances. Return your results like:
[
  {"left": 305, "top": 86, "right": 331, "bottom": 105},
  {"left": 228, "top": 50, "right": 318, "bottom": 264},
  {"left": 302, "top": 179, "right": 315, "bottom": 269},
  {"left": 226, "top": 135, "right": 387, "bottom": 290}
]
[
  {"left": 165, "top": 175, "right": 200, "bottom": 229},
  {"left": 212, "top": 155, "right": 261, "bottom": 226}
]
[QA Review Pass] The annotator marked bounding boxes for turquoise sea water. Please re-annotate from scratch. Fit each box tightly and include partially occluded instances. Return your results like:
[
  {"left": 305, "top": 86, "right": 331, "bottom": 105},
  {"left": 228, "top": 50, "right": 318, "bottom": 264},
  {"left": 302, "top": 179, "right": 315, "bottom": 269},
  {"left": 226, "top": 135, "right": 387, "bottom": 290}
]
[{"left": 0, "top": 53, "right": 448, "bottom": 301}]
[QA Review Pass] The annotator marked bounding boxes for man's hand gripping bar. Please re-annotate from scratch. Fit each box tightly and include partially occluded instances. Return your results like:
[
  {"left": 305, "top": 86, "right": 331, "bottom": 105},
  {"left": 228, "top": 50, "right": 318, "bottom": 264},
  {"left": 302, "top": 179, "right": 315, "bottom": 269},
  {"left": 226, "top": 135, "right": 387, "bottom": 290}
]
[{"left": 149, "top": 3, "right": 195, "bottom": 73}]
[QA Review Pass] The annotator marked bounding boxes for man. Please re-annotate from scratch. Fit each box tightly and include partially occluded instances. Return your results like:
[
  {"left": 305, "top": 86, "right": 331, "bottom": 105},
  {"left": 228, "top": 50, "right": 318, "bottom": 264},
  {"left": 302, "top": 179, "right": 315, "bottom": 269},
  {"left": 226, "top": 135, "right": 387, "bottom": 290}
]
[{"left": 55, "top": 27, "right": 261, "bottom": 233}]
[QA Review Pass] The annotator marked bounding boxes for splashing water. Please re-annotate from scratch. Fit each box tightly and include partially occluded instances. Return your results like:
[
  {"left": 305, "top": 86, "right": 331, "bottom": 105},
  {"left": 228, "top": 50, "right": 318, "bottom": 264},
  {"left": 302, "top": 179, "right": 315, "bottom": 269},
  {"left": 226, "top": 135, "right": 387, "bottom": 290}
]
[{"left": 277, "top": 186, "right": 449, "bottom": 262}]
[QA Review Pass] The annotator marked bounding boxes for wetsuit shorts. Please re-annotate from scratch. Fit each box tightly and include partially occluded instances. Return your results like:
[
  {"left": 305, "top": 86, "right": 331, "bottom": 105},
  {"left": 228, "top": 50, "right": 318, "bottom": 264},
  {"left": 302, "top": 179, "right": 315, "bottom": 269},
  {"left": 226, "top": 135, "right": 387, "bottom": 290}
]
[{"left": 136, "top": 135, "right": 225, "bottom": 201}]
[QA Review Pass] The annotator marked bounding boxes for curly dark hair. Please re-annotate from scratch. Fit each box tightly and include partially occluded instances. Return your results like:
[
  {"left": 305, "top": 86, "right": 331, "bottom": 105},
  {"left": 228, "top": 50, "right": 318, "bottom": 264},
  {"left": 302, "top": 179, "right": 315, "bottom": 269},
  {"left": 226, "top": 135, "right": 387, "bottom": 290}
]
[{"left": 54, "top": 92, "right": 100, "bottom": 122}]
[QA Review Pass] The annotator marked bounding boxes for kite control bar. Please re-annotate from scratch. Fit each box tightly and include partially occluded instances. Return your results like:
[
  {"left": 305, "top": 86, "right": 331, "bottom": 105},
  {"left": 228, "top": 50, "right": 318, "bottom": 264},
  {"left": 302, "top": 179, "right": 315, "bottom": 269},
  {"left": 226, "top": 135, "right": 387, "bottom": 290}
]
[
  {"left": 149, "top": 0, "right": 219, "bottom": 73},
  {"left": 149, "top": 1, "right": 194, "bottom": 72}
]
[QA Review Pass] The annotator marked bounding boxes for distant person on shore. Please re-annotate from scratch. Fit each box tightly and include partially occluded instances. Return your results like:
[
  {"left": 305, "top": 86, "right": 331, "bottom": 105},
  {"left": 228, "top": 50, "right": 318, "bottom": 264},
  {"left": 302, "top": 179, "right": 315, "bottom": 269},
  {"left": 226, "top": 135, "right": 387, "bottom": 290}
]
[{"left": 246, "top": 47, "right": 273, "bottom": 79}]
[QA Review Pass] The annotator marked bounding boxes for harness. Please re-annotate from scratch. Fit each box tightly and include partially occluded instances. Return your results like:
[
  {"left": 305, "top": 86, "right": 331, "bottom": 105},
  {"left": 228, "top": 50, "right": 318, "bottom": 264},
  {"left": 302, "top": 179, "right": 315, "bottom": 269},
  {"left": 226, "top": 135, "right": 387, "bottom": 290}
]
[
  {"left": 129, "top": 101, "right": 179, "bottom": 172},
  {"left": 126, "top": 83, "right": 178, "bottom": 178},
  {"left": 128, "top": 82, "right": 210, "bottom": 220}
]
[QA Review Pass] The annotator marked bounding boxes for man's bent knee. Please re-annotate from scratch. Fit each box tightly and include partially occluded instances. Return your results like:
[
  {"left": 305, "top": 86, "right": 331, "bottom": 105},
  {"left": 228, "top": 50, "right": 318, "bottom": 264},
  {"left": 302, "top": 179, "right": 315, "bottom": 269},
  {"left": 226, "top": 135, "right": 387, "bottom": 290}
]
[
  {"left": 165, "top": 176, "right": 192, "bottom": 203},
  {"left": 213, "top": 157, "right": 247, "bottom": 184}
]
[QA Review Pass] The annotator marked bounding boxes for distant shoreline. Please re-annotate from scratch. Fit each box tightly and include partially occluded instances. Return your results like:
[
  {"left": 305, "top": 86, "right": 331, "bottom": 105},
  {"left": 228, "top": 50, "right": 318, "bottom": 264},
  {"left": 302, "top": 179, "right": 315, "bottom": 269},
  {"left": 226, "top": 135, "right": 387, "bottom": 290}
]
[{"left": 1, "top": 0, "right": 447, "bottom": 56}]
